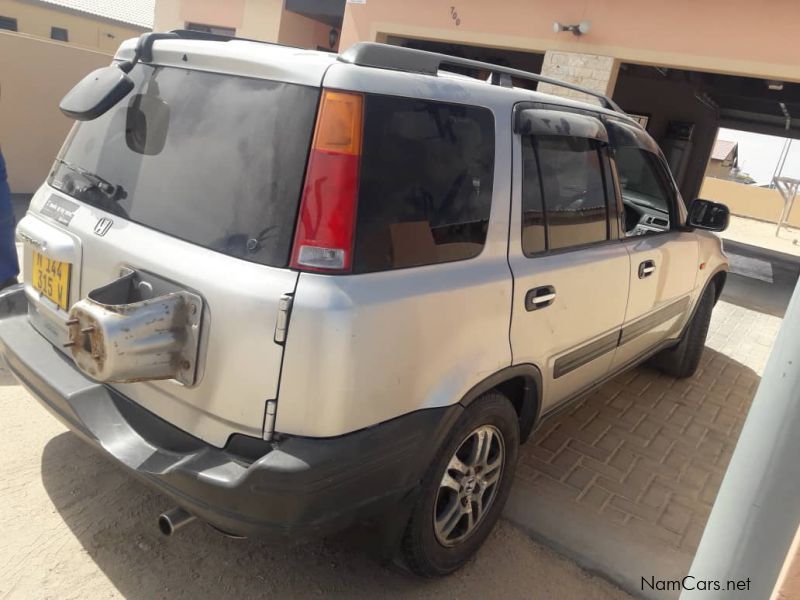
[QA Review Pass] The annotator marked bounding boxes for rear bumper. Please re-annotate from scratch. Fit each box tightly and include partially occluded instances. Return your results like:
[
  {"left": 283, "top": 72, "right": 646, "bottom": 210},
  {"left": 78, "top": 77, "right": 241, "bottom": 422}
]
[{"left": 0, "top": 289, "right": 460, "bottom": 541}]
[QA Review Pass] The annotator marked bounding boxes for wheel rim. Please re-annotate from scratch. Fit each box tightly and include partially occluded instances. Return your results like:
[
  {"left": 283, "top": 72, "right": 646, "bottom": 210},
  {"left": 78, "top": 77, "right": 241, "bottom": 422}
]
[{"left": 433, "top": 424, "right": 505, "bottom": 547}]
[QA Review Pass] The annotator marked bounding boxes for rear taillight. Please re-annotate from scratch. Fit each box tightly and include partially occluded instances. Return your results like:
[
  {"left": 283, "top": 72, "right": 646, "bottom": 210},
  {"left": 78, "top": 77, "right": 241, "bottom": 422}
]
[{"left": 290, "top": 90, "right": 364, "bottom": 272}]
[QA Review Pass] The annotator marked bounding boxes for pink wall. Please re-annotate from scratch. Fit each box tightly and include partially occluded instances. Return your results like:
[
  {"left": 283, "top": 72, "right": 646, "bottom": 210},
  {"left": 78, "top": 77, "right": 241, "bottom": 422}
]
[
  {"left": 341, "top": 0, "right": 800, "bottom": 80},
  {"left": 179, "top": 0, "right": 245, "bottom": 29},
  {"left": 278, "top": 10, "right": 338, "bottom": 51}
]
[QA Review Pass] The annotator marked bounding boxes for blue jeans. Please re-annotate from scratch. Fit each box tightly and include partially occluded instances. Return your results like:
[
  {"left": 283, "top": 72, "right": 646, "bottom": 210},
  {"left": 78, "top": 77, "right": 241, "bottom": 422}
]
[{"left": 0, "top": 151, "right": 20, "bottom": 283}]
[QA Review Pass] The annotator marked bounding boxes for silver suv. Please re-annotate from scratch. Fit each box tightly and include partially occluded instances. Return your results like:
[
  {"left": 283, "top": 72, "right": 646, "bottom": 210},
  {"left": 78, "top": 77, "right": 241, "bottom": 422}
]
[{"left": 0, "top": 32, "right": 730, "bottom": 576}]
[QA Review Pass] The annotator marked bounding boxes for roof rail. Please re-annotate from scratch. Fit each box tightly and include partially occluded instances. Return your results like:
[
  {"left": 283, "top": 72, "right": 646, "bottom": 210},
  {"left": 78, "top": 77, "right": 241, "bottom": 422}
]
[{"left": 338, "top": 42, "right": 624, "bottom": 113}]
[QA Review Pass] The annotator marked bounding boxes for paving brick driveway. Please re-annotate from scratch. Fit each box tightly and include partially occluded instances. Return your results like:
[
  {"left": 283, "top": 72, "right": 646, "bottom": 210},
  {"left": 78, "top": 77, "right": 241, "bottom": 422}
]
[{"left": 508, "top": 300, "right": 782, "bottom": 596}]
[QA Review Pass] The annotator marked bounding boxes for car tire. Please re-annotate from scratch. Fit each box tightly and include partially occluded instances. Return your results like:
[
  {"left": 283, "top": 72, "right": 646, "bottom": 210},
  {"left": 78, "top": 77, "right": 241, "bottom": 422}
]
[
  {"left": 400, "top": 391, "right": 519, "bottom": 577},
  {"left": 650, "top": 283, "right": 715, "bottom": 379}
]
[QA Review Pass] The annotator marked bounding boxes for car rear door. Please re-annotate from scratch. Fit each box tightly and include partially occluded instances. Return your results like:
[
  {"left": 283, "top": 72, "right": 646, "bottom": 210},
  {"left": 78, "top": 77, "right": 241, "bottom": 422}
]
[
  {"left": 508, "top": 107, "right": 630, "bottom": 413},
  {"left": 18, "top": 43, "right": 327, "bottom": 448},
  {"left": 606, "top": 119, "right": 699, "bottom": 371}
]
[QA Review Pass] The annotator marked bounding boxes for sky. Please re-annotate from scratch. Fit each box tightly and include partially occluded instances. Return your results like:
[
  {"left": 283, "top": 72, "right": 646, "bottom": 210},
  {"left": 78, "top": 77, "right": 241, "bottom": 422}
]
[{"left": 717, "top": 128, "right": 800, "bottom": 186}]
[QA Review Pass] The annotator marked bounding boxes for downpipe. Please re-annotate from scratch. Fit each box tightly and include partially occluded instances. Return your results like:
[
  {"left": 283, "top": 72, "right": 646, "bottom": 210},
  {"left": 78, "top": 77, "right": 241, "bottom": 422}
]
[{"left": 158, "top": 507, "right": 196, "bottom": 536}]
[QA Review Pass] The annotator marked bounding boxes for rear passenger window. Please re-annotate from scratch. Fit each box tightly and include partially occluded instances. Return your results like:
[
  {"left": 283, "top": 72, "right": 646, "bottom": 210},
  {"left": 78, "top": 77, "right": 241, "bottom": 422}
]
[
  {"left": 522, "top": 136, "right": 609, "bottom": 254},
  {"left": 354, "top": 95, "right": 495, "bottom": 273}
]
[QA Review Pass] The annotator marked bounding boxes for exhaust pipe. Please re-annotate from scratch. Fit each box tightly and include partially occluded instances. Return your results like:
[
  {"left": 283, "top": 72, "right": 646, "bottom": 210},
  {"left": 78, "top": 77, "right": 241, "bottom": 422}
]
[{"left": 158, "top": 507, "right": 195, "bottom": 536}]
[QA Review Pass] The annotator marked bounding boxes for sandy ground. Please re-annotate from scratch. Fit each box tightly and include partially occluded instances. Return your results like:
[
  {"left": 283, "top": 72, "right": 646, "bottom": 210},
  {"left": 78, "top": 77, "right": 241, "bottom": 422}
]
[
  {"left": 720, "top": 214, "right": 800, "bottom": 257},
  {"left": 0, "top": 373, "right": 630, "bottom": 600}
]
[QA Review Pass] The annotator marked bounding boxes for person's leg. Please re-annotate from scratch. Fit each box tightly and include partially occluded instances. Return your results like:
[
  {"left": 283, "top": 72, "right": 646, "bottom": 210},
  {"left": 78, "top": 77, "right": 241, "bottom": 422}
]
[{"left": 0, "top": 178, "right": 20, "bottom": 290}]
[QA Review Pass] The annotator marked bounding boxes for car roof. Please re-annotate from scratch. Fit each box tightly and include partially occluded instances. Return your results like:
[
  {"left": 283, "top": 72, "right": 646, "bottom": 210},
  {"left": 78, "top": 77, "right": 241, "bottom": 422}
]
[
  {"left": 116, "top": 36, "right": 337, "bottom": 87},
  {"left": 115, "top": 33, "right": 640, "bottom": 128}
]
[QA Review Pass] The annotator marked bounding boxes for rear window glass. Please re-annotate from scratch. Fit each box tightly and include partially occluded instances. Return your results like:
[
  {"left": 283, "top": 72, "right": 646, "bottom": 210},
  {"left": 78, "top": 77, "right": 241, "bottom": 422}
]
[
  {"left": 49, "top": 64, "right": 319, "bottom": 268},
  {"left": 353, "top": 95, "right": 495, "bottom": 273}
]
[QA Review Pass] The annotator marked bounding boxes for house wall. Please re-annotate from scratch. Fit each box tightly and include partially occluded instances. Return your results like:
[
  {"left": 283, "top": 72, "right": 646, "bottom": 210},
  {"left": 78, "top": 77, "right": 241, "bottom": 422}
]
[
  {"left": 0, "top": 31, "right": 111, "bottom": 192},
  {"left": 700, "top": 177, "right": 800, "bottom": 227},
  {"left": 706, "top": 160, "right": 731, "bottom": 180},
  {"left": 153, "top": 0, "right": 338, "bottom": 49},
  {"left": 0, "top": 0, "right": 146, "bottom": 52},
  {"left": 154, "top": 0, "right": 281, "bottom": 40},
  {"left": 179, "top": 0, "right": 244, "bottom": 30},
  {"left": 277, "top": 8, "right": 337, "bottom": 51},
  {"left": 340, "top": 0, "right": 800, "bottom": 82}
]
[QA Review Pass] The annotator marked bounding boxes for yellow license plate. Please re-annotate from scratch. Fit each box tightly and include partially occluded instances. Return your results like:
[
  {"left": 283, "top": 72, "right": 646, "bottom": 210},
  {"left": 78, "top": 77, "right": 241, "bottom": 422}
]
[{"left": 32, "top": 251, "right": 71, "bottom": 311}]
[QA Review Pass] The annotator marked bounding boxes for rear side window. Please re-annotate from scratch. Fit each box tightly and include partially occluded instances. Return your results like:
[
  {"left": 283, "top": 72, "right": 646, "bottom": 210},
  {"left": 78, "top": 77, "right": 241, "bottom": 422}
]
[
  {"left": 353, "top": 96, "right": 495, "bottom": 273},
  {"left": 49, "top": 65, "right": 319, "bottom": 268},
  {"left": 522, "top": 136, "right": 609, "bottom": 254}
]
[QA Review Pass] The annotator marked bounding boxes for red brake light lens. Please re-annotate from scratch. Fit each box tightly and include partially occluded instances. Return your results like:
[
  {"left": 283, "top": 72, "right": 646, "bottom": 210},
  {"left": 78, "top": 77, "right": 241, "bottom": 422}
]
[{"left": 290, "top": 90, "right": 364, "bottom": 272}]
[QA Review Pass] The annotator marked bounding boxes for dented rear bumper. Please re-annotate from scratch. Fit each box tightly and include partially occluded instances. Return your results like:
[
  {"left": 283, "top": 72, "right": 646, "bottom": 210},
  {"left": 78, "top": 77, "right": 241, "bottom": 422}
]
[
  {"left": 0, "top": 306, "right": 458, "bottom": 541},
  {"left": 0, "top": 283, "right": 25, "bottom": 319}
]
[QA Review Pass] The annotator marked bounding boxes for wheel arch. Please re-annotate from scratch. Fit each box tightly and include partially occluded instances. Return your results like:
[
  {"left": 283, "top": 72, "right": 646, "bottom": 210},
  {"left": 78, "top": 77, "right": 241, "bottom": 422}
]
[
  {"left": 711, "top": 270, "right": 727, "bottom": 304},
  {"left": 458, "top": 364, "right": 542, "bottom": 444},
  {"left": 676, "top": 266, "right": 727, "bottom": 342}
]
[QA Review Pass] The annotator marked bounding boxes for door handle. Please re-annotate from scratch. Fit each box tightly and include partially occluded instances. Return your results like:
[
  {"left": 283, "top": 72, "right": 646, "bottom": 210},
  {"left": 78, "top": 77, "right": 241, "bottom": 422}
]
[
  {"left": 638, "top": 260, "right": 656, "bottom": 279},
  {"left": 525, "top": 285, "right": 556, "bottom": 311}
]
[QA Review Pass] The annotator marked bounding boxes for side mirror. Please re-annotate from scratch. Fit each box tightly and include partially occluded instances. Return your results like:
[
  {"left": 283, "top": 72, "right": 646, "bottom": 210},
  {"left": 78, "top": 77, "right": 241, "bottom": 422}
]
[
  {"left": 60, "top": 65, "right": 134, "bottom": 121},
  {"left": 688, "top": 199, "right": 730, "bottom": 232}
]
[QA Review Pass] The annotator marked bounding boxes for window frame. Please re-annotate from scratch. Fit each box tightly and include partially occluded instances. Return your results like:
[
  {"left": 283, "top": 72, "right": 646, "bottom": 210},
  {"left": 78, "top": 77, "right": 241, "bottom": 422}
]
[
  {"left": 50, "top": 26, "right": 68, "bottom": 41},
  {"left": 0, "top": 15, "right": 17, "bottom": 31},
  {"left": 516, "top": 103, "right": 619, "bottom": 258},
  {"left": 607, "top": 139, "right": 682, "bottom": 239},
  {"left": 604, "top": 115, "right": 684, "bottom": 236}
]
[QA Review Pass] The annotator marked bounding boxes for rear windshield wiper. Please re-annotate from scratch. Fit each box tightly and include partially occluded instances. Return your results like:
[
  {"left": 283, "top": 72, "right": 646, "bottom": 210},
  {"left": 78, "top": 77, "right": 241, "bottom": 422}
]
[{"left": 53, "top": 159, "right": 127, "bottom": 202}]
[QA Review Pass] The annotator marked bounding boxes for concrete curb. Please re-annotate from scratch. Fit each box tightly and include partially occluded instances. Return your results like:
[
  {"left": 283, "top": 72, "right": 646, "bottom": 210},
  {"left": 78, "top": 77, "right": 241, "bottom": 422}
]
[{"left": 504, "top": 479, "right": 692, "bottom": 600}]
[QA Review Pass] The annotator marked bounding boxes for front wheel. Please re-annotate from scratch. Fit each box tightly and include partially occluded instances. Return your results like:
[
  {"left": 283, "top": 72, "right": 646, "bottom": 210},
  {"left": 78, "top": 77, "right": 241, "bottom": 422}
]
[
  {"left": 400, "top": 392, "right": 519, "bottom": 577},
  {"left": 650, "top": 283, "right": 715, "bottom": 379}
]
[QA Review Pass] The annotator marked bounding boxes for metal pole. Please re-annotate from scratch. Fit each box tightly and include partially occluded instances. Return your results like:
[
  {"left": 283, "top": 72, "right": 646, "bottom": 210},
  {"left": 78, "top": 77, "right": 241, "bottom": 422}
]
[
  {"left": 777, "top": 139, "right": 793, "bottom": 180},
  {"left": 771, "top": 138, "right": 790, "bottom": 189},
  {"left": 682, "top": 279, "right": 800, "bottom": 599}
]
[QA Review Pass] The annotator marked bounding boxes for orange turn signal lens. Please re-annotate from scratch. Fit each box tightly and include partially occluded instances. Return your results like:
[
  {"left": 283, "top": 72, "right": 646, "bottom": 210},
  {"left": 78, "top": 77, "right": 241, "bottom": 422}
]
[{"left": 312, "top": 91, "right": 363, "bottom": 155}]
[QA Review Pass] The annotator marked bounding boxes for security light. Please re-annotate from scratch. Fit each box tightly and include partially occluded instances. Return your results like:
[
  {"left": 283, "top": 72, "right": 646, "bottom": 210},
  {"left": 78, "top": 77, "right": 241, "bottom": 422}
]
[{"left": 553, "top": 21, "right": 591, "bottom": 36}]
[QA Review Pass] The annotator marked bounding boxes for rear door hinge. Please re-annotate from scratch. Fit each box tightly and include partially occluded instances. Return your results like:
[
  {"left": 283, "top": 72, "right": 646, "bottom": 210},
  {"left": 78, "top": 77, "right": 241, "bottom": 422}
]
[
  {"left": 274, "top": 293, "right": 293, "bottom": 344},
  {"left": 263, "top": 399, "right": 277, "bottom": 441}
]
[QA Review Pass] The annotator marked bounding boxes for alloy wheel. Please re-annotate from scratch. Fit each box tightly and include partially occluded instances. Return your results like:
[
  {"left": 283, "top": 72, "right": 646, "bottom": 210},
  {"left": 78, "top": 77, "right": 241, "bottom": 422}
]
[{"left": 433, "top": 424, "right": 505, "bottom": 547}]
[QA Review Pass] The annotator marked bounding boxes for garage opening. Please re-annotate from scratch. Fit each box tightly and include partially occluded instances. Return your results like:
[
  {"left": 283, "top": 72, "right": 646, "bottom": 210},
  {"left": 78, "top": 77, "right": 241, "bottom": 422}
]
[
  {"left": 385, "top": 36, "right": 544, "bottom": 89},
  {"left": 613, "top": 63, "right": 800, "bottom": 317},
  {"left": 612, "top": 63, "right": 800, "bottom": 206}
]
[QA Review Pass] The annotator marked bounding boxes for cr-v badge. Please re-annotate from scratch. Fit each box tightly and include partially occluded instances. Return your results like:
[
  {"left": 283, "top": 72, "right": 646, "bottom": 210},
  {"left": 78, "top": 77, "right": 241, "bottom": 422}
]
[{"left": 94, "top": 217, "right": 113, "bottom": 236}]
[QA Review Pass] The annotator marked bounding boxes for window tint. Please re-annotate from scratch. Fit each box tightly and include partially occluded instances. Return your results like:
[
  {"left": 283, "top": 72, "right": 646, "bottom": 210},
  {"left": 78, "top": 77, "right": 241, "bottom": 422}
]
[
  {"left": 49, "top": 65, "right": 319, "bottom": 268},
  {"left": 51, "top": 26, "right": 68, "bottom": 41},
  {"left": 354, "top": 95, "right": 495, "bottom": 273},
  {"left": 521, "top": 137, "right": 546, "bottom": 254},
  {"left": 615, "top": 147, "right": 673, "bottom": 236},
  {"left": 525, "top": 136, "right": 608, "bottom": 252},
  {"left": 0, "top": 16, "right": 17, "bottom": 31}
]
